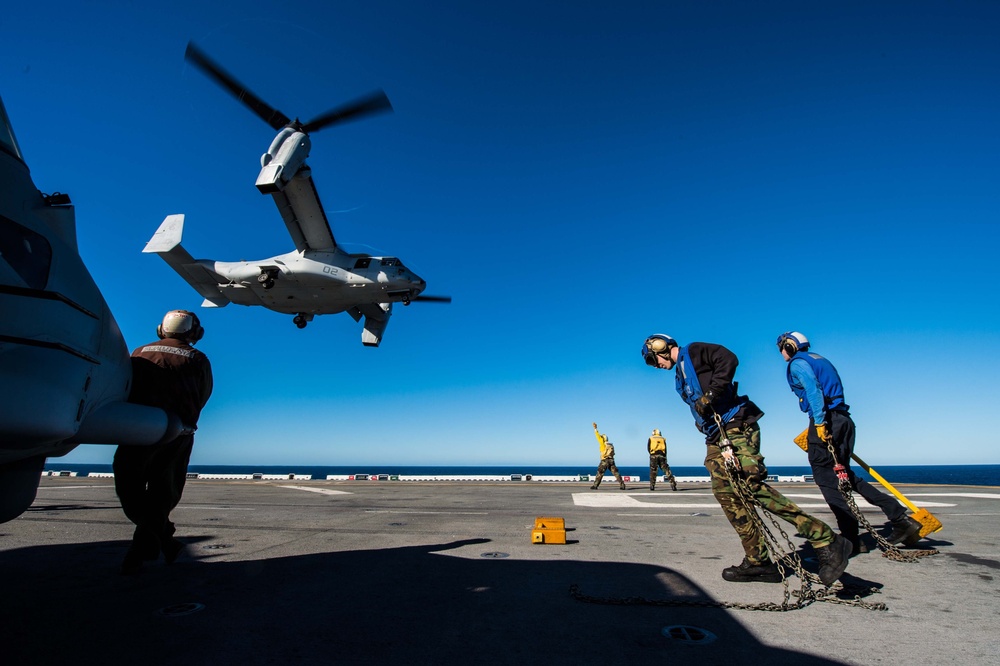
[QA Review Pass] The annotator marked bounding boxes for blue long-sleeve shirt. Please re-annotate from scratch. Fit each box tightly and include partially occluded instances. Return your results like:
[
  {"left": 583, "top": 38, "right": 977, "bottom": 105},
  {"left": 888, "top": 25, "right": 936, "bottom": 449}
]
[{"left": 788, "top": 357, "right": 828, "bottom": 426}]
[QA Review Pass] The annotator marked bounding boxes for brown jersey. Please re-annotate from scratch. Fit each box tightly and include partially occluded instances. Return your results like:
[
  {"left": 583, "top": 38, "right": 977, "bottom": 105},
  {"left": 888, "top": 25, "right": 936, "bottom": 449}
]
[{"left": 128, "top": 337, "right": 213, "bottom": 428}]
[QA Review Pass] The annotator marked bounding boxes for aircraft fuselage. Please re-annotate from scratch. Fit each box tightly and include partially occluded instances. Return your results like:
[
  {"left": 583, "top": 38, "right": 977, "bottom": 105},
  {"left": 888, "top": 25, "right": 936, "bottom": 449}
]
[
  {"left": 0, "top": 95, "right": 185, "bottom": 522},
  {"left": 200, "top": 250, "right": 427, "bottom": 315}
]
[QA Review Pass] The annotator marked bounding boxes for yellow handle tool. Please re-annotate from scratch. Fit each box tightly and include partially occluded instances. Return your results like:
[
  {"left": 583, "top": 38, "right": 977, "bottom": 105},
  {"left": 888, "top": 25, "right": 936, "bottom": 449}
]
[{"left": 793, "top": 429, "right": 943, "bottom": 538}]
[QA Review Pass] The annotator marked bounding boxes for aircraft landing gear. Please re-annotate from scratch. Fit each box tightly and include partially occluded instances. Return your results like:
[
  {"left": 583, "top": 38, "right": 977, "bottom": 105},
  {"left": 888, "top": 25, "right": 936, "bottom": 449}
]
[
  {"left": 293, "top": 315, "right": 307, "bottom": 329},
  {"left": 258, "top": 270, "right": 277, "bottom": 290}
]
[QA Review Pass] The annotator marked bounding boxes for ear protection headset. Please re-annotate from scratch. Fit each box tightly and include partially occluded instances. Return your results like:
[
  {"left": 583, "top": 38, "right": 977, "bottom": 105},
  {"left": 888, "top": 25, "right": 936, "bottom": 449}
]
[
  {"left": 777, "top": 331, "right": 809, "bottom": 356},
  {"left": 642, "top": 334, "right": 677, "bottom": 366},
  {"left": 157, "top": 310, "right": 204, "bottom": 343}
]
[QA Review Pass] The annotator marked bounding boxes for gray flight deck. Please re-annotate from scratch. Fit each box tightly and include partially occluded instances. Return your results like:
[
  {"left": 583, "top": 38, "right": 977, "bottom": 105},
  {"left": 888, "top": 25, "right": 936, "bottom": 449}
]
[{"left": 3, "top": 477, "right": 999, "bottom": 665}]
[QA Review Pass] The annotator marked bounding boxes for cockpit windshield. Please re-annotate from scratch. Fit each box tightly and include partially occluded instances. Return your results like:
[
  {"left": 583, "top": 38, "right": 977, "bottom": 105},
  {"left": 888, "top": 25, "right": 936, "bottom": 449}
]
[
  {"left": 380, "top": 258, "right": 404, "bottom": 267},
  {"left": 0, "top": 96, "right": 23, "bottom": 161}
]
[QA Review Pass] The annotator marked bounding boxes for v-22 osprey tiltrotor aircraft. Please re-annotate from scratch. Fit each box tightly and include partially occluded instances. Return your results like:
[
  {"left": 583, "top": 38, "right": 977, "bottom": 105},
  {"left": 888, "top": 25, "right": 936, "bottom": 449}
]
[
  {"left": 145, "top": 43, "right": 450, "bottom": 346},
  {"left": 1, "top": 94, "right": 188, "bottom": 523}
]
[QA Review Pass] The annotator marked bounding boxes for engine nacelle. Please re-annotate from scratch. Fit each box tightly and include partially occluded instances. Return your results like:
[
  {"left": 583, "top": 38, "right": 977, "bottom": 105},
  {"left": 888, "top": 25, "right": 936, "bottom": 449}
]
[{"left": 256, "top": 128, "right": 311, "bottom": 194}]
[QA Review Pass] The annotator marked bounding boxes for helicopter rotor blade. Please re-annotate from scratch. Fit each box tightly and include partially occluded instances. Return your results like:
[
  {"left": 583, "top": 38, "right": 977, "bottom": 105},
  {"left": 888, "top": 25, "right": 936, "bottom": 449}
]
[
  {"left": 300, "top": 90, "right": 394, "bottom": 134},
  {"left": 185, "top": 42, "right": 291, "bottom": 130},
  {"left": 412, "top": 295, "right": 452, "bottom": 303}
]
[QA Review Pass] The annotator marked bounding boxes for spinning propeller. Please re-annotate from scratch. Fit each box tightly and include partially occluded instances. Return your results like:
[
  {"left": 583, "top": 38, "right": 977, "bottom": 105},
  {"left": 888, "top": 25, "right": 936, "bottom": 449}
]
[{"left": 184, "top": 42, "right": 394, "bottom": 133}]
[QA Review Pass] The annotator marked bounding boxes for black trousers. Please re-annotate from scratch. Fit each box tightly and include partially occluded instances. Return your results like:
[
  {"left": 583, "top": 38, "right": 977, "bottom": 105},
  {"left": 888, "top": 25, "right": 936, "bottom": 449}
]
[
  {"left": 807, "top": 410, "right": 907, "bottom": 544},
  {"left": 113, "top": 435, "right": 194, "bottom": 552}
]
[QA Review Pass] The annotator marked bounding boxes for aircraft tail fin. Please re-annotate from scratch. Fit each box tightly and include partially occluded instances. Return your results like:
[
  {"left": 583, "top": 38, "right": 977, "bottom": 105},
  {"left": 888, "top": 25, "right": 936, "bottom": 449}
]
[
  {"left": 144, "top": 215, "right": 230, "bottom": 307},
  {"left": 143, "top": 214, "right": 187, "bottom": 254}
]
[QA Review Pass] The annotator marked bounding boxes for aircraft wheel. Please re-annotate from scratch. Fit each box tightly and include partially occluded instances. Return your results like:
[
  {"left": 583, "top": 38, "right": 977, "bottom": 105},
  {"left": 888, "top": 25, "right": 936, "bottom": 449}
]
[
  {"left": 261, "top": 280, "right": 274, "bottom": 290},
  {"left": 257, "top": 273, "right": 271, "bottom": 283},
  {"left": 293, "top": 315, "right": 307, "bottom": 329}
]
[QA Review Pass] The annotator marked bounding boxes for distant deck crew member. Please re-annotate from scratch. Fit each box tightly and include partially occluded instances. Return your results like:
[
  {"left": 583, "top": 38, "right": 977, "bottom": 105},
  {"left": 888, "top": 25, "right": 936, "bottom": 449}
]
[
  {"left": 114, "top": 310, "right": 213, "bottom": 574},
  {"left": 591, "top": 422, "right": 626, "bottom": 490},
  {"left": 777, "top": 331, "right": 922, "bottom": 554},
  {"left": 641, "top": 334, "right": 850, "bottom": 586},
  {"left": 647, "top": 428, "right": 677, "bottom": 491}
]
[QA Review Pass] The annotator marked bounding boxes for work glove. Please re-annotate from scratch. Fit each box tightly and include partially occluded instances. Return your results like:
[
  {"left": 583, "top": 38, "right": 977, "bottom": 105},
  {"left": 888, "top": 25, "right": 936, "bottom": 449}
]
[
  {"left": 815, "top": 423, "right": 833, "bottom": 445},
  {"left": 694, "top": 392, "right": 715, "bottom": 417},
  {"left": 720, "top": 439, "right": 742, "bottom": 472}
]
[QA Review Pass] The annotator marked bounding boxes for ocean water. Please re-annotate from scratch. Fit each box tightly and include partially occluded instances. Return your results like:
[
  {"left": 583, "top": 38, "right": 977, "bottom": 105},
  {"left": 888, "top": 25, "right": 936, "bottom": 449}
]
[{"left": 46, "top": 463, "right": 1000, "bottom": 486}]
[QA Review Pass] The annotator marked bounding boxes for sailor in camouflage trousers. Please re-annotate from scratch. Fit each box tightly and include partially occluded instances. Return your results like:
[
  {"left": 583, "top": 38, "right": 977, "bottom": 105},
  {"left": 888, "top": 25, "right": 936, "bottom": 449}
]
[
  {"left": 591, "top": 424, "right": 626, "bottom": 490},
  {"left": 703, "top": 420, "right": 831, "bottom": 564},
  {"left": 647, "top": 428, "right": 677, "bottom": 491},
  {"left": 641, "top": 334, "right": 851, "bottom": 586}
]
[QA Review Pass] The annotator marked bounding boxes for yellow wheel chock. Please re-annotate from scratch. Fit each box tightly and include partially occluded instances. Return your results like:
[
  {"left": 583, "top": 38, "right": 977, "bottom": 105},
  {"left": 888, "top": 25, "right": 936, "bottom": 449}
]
[
  {"left": 794, "top": 429, "right": 943, "bottom": 538},
  {"left": 532, "top": 517, "right": 567, "bottom": 544}
]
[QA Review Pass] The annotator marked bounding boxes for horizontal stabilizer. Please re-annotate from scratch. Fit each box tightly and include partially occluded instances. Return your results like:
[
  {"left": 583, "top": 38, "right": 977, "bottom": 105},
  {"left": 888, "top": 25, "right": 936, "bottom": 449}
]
[
  {"left": 144, "top": 215, "right": 230, "bottom": 307},
  {"left": 143, "top": 214, "right": 186, "bottom": 253}
]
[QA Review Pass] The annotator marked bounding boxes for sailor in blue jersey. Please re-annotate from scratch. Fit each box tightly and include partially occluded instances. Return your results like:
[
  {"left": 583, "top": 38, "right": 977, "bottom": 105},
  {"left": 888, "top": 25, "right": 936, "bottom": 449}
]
[
  {"left": 642, "top": 334, "right": 851, "bottom": 586},
  {"left": 777, "top": 332, "right": 922, "bottom": 552}
]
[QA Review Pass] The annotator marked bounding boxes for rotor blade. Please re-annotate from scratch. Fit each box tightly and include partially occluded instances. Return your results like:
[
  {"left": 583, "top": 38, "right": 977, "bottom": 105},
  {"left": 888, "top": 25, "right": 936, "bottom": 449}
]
[
  {"left": 412, "top": 295, "right": 452, "bottom": 303},
  {"left": 185, "top": 42, "right": 291, "bottom": 130},
  {"left": 300, "top": 90, "right": 394, "bottom": 134}
]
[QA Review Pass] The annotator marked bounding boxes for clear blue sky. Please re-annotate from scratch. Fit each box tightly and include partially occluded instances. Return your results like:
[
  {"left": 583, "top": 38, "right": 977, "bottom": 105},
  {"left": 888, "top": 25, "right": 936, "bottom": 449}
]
[{"left": 4, "top": 1, "right": 998, "bottom": 468}]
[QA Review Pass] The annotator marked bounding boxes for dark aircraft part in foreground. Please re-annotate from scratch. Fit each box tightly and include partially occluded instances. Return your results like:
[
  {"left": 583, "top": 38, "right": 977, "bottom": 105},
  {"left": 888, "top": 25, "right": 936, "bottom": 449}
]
[
  {"left": 0, "top": 94, "right": 183, "bottom": 523},
  {"left": 0, "top": 457, "right": 46, "bottom": 524}
]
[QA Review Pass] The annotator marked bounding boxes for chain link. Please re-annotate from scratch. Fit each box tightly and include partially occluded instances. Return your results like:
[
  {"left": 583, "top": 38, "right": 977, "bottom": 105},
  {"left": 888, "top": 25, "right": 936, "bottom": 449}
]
[
  {"left": 570, "top": 420, "right": 941, "bottom": 612},
  {"left": 570, "top": 418, "right": 919, "bottom": 613},
  {"left": 825, "top": 438, "right": 939, "bottom": 563},
  {"left": 570, "top": 459, "right": 889, "bottom": 612},
  {"left": 719, "top": 447, "right": 888, "bottom": 611}
]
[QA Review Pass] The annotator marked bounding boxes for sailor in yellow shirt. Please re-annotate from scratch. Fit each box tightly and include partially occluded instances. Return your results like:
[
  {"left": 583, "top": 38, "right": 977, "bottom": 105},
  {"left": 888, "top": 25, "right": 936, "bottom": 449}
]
[
  {"left": 647, "top": 428, "right": 677, "bottom": 491},
  {"left": 591, "top": 422, "right": 626, "bottom": 490}
]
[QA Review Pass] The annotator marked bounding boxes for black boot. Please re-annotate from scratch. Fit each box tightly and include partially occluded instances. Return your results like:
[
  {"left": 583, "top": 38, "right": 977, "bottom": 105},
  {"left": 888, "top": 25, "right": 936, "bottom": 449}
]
[
  {"left": 649, "top": 484, "right": 656, "bottom": 491},
  {"left": 849, "top": 538, "right": 870, "bottom": 557},
  {"left": 162, "top": 538, "right": 185, "bottom": 565},
  {"left": 619, "top": 481, "right": 626, "bottom": 490},
  {"left": 120, "top": 546, "right": 145, "bottom": 575},
  {"left": 815, "top": 534, "right": 851, "bottom": 586},
  {"left": 721, "top": 558, "right": 783, "bottom": 583},
  {"left": 670, "top": 480, "right": 678, "bottom": 491},
  {"left": 887, "top": 516, "right": 921, "bottom": 546},
  {"left": 121, "top": 526, "right": 161, "bottom": 574}
]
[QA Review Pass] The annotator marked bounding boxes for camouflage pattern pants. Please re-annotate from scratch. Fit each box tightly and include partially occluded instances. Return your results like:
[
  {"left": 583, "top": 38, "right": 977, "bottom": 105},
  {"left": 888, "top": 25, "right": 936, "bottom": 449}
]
[
  {"left": 649, "top": 454, "right": 675, "bottom": 488},
  {"left": 593, "top": 458, "right": 623, "bottom": 486},
  {"left": 703, "top": 422, "right": 835, "bottom": 565}
]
